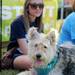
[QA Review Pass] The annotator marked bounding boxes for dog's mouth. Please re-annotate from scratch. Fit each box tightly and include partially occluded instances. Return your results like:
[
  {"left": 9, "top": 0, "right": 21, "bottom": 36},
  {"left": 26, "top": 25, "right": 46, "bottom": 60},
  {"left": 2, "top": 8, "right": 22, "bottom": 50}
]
[
  {"left": 32, "top": 54, "right": 48, "bottom": 68},
  {"left": 34, "top": 59, "right": 45, "bottom": 67},
  {"left": 33, "top": 59, "right": 48, "bottom": 68},
  {"left": 35, "top": 59, "right": 43, "bottom": 64}
]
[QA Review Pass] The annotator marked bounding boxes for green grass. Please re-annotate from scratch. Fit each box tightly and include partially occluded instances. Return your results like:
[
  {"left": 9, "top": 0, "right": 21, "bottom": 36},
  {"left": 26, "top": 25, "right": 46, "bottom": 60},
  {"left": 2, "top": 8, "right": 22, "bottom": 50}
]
[
  {"left": 1, "top": 48, "right": 7, "bottom": 57},
  {"left": 0, "top": 69, "right": 20, "bottom": 75}
]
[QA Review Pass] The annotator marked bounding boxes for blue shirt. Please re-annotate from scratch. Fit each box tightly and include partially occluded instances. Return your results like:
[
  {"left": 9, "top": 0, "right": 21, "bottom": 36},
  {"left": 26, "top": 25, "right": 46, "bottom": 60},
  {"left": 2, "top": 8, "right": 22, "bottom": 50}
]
[{"left": 58, "top": 12, "right": 75, "bottom": 45}]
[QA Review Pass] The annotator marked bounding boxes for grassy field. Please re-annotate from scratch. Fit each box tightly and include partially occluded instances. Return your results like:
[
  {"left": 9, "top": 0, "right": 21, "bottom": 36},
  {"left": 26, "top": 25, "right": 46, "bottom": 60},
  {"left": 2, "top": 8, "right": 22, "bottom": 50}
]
[{"left": 0, "top": 69, "right": 20, "bottom": 75}]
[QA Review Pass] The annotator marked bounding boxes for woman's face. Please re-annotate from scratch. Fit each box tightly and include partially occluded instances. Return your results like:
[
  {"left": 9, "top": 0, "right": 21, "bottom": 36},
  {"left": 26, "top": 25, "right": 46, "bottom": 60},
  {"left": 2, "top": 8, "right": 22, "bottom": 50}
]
[
  {"left": 68, "top": 0, "right": 74, "bottom": 6},
  {"left": 28, "top": 0, "right": 44, "bottom": 18}
]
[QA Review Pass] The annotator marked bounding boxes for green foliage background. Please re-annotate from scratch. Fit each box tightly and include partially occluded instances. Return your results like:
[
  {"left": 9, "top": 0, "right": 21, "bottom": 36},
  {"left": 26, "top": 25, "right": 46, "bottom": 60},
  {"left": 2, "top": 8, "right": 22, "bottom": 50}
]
[{"left": 2, "top": 0, "right": 58, "bottom": 41}]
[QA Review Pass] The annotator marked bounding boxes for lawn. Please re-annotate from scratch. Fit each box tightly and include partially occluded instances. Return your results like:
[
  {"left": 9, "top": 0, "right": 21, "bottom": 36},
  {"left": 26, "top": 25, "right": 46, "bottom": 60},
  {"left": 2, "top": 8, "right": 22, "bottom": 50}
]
[{"left": 0, "top": 69, "right": 20, "bottom": 75}]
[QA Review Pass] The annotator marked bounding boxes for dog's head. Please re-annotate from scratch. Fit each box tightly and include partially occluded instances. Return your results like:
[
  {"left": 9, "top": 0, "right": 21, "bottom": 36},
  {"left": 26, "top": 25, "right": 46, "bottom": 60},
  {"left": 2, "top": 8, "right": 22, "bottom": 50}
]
[{"left": 27, "top": 27, "right": 57, "bottom": 68}]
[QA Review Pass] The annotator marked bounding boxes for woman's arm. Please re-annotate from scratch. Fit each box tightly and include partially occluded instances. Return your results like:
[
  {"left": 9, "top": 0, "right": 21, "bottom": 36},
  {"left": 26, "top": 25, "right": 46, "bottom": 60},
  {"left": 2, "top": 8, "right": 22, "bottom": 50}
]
[
  {"left": 17, "top": 38, "right": 28, "bottom": 55},
  {"left": 11, "top": 16, "right": 29, "bottom": 54}
]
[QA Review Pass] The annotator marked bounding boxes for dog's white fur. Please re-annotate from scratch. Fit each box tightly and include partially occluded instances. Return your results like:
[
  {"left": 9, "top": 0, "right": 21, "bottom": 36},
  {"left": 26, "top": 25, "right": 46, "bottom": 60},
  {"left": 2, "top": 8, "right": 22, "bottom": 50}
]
[
  {"left": 17, "top": 27, "right": 75, "bottom": 75},
  {"left": 17, "top": 27, "right": 58, "bottom": 75}
]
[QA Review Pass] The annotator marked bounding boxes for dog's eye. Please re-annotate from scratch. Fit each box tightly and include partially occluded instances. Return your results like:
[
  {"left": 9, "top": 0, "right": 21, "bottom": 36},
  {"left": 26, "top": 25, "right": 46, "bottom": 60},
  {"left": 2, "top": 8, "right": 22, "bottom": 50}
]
[
  {"left": 35, "top": 44, "right": 38, "bottom": 47},
  {"left": 44, "top": 45, "right": 47, "bottom": 49}
]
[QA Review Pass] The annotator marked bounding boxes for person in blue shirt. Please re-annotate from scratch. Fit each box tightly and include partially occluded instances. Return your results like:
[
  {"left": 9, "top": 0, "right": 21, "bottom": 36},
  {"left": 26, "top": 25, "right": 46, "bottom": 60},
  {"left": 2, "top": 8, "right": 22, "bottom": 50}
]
[
  {"left": 6, "top": 0, "right": 44, "bottom": 70},
  {"left": 58, "top": 0, "right": 75, "bottom": 45}
]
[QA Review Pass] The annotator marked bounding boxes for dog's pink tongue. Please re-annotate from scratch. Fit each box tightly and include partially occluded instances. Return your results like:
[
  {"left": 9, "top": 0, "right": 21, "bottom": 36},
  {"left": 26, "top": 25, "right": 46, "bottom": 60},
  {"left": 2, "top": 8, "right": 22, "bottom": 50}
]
[{"left": 36, "top": 60, "right": 42, "bottom": 64}]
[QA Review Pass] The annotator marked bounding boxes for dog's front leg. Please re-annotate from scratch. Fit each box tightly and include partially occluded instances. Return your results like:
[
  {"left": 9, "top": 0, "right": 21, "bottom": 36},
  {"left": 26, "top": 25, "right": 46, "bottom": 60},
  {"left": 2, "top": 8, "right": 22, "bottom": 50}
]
[{"left": 16, "top": 71, "right": 32, "bottom": 75}]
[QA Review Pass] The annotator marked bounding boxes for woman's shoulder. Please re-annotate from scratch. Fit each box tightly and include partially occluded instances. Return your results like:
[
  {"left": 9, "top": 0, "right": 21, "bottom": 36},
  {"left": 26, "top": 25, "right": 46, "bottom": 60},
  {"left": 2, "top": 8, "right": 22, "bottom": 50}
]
[
  {"left": 12, "top": 15, "right": 24, "bottom": 23},
  {"left": 11, "top": 15, "right": 24, "bottom": 28},
  {"left": 63, "top": 12, "right": 75, "bottom": 25},
  {"left": 66, "top": 12, "right": 75, "bottom": 20}
]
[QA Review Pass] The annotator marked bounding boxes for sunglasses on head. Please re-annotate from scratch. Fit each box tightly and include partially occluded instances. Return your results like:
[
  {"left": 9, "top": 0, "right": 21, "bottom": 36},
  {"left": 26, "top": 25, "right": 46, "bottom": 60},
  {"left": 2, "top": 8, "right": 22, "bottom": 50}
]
[{"left": 29, "top": 3, "right": 44, "bottom": 9}]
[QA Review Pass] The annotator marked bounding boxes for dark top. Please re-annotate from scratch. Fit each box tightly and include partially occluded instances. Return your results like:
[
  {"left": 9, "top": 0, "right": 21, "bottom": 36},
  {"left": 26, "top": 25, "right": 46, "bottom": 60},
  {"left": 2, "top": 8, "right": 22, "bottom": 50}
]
[{"left": 7, "top": 15, "right": 38, "bottom": 50}]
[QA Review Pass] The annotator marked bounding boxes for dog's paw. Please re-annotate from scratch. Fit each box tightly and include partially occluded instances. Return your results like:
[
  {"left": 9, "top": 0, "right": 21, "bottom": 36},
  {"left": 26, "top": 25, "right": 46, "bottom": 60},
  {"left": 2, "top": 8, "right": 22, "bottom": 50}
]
[
  {"left": 17, "top": 71, "right": 32, "bottom": 75},
  {"left": 17, "top": 71, "right": 26, "bottom": 75}
]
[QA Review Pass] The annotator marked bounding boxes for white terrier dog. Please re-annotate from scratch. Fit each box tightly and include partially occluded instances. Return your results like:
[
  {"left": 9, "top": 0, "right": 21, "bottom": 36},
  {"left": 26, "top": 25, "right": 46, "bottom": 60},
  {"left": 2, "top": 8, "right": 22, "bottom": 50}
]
[{"left": 17, "top": 27, "right": 75, "bottom": 75}]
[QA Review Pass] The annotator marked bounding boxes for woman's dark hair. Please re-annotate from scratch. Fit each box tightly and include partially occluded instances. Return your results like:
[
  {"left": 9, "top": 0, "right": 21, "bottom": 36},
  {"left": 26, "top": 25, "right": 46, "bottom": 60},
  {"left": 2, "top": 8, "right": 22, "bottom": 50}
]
[{"left": 23, "top": 0, "right": 44, "bottom": 32}]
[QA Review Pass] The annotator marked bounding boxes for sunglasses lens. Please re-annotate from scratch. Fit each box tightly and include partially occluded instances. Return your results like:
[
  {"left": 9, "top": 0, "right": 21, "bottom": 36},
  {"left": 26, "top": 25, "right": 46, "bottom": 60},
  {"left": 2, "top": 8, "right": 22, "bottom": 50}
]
[
  {"left": 29, "top": 3, "right": 44, "bottom": 9},
  {"left": 39, "top": 4, "right": 44, "bottom": 9},
  {"left": 31, "top": 4, "right": 37, "bottom": 9}
]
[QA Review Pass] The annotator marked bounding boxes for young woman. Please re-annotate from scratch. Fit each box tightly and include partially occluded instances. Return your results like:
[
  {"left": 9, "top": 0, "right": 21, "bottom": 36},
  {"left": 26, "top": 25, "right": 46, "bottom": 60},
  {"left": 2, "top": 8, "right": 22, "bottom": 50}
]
[
  {"left": 58, "top": 0, "right": 75, "bottom": 45},
  {"left": 7, "top": 0, "right": 44, "bottom": 70}
]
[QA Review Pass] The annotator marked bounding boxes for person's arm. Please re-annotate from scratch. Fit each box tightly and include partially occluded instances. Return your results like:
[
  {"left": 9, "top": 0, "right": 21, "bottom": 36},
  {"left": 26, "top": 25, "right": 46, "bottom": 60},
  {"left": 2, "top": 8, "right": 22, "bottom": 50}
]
[
  {"left": 11, "top": 16, "right": 28, "bottom": 54},
  {"left": 70, "top": 13, "right": 75, "bottom": 44},
  {"left": 17, "top": 38, "right": 28, "bottom": 55},
  {"left": 71, "top": 20, "right": 75, "bottom": 44}
]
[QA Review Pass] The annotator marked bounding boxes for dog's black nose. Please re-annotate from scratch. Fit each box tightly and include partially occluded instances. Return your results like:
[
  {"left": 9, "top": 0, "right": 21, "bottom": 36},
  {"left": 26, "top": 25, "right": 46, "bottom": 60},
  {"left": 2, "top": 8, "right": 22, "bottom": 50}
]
[{"left": 36, "top": 54, "right": 41, "bottom": 59}]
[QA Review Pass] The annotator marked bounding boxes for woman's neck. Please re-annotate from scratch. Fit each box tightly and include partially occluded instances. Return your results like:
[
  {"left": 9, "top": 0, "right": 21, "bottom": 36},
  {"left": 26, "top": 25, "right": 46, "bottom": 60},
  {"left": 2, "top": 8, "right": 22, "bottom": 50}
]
[{"left": 29, "top": 14, "right": 36, "bottom": 22}]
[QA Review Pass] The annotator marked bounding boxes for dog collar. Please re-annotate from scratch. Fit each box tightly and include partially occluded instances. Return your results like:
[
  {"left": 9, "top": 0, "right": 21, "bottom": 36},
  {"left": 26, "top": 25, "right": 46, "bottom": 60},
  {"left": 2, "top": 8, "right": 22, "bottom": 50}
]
[{"left": 35, "top": 55, "right": 59, "bottom": 75}]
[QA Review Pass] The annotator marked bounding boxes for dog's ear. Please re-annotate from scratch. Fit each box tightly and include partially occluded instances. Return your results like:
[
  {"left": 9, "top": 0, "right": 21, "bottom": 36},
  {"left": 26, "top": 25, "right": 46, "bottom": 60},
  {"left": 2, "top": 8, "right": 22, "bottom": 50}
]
[
  {"left": 49, "top": 31, "right": 56, "bottom": 46},
  {"left": 45, "top": 30, "right": 56, "bottom": 46},
  {"left": 27, "top": 27, "right": 40, "bottom": 40},
  {"left": 45, "top": 28, "right": 59, "bottom": 46}
]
